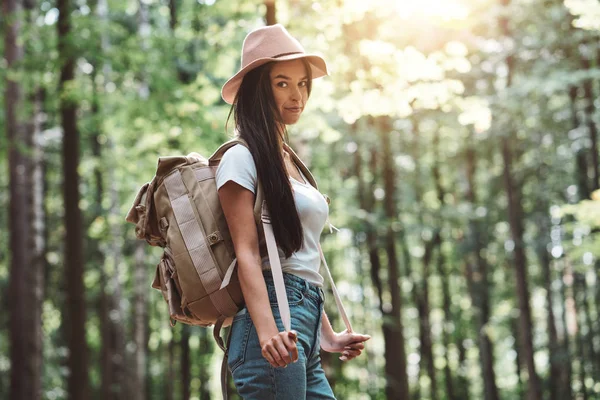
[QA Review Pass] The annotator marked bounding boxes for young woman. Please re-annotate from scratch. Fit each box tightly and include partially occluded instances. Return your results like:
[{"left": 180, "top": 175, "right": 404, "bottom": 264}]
[{"left": 216, "top": 24, "right": 370, "bottom": 399}]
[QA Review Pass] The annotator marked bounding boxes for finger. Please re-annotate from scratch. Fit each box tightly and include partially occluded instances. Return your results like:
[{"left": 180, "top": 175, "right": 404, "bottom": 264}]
[
  {"left": 285, "top": 335, "right": 299, "bottom": 362},
  {"left": 275, "top": 339, "right": 292, "bottom": 366},
  {"left": 351, "top": 334, "right": 371, "bottom": 343},
  {"left": 270, "top": 347, "right": 286, "bottom": 367},
  {"left": 344, "top": 342, "right": 365, "bottom": 351},
  {"left": 288, "top": 330, "right": 298, "bottom": 343},
  {"left": 266, "top": 342, "right": 286, "bottom": 367},
  {"left": 343, "top": 349, "right": 362, "bottom": 358},
  {"left": 262, "top": 347, "right": 278, "bottom": 368}
]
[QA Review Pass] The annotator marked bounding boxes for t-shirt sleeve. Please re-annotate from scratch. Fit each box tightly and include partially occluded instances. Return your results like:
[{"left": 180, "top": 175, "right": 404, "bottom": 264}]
[{"left": 215, "top": 144, "right": 257, "bottom": 194}]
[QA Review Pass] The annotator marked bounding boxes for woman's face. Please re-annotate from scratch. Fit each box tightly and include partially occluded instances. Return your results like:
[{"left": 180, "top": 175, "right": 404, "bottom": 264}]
[{"left": 269, "top": 59, "right": 309, "bottom": 125}]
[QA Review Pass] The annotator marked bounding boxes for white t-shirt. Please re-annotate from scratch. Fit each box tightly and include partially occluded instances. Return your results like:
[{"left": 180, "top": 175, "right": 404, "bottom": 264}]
[{"left": 215, "top": 144, "right": 328, "bottom": 287}]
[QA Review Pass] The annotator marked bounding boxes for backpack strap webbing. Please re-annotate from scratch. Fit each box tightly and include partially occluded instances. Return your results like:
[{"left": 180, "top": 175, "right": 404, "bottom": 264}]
[{"left": 163, "top": 169, "right": 238, "bottom": 317}]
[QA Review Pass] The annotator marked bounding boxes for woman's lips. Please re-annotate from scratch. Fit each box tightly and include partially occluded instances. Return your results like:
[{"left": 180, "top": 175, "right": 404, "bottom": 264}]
[{"left": 285, "top": 107, "right": 302, "bottom": 113}]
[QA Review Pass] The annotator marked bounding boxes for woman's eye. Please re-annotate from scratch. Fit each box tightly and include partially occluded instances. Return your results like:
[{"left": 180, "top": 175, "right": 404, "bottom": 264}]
[
  {"left": 277, "top": 81, "right": 288, "bottom": 88},
  {"left": 299, "top": 81, "right": 307, "bottom": 87}
]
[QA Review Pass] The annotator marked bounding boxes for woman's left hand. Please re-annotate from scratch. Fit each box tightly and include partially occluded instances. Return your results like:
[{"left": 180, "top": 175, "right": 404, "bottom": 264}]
[{"left": 320, "top": 329, "right": 371, "bottom": 362}]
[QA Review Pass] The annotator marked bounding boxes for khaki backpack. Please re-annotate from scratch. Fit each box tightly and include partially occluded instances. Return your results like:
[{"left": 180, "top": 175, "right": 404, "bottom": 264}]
[{"left": 126, "top": 137, "right": 352, "bottom": 398}]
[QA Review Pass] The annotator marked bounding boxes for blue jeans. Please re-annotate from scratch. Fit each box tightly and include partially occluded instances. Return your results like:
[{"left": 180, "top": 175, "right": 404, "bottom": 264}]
[{"left": 227, "top": 271, "right": 336, "bottom": 399}]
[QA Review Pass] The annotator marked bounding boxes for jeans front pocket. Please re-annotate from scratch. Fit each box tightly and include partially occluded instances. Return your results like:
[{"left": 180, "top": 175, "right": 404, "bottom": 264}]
[
  {"left": 227, "top": 309, "right": 251, "bottom": 374},
  {"left": 268, "top": 284, "right": 305, "bottom": 307}
]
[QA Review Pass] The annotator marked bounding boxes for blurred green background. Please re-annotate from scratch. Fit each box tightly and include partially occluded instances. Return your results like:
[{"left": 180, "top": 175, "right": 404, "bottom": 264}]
[{"left": 2, "top": 0, "right": 600, "bottom": 399}]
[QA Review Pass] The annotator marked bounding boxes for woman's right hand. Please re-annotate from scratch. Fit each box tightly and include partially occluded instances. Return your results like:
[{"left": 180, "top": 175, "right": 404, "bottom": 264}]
[{"left": 260, "top": 330, "right": 299, "bottom": 368}]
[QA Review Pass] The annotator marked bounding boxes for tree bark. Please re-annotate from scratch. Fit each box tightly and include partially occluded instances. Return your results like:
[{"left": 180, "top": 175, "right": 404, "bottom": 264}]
[
  {"left": 5, "top": 0, "right": 44, "bottom": 398},
  {"left": 499, "top": 2, "right": 542, "bottom": 398},
  {"left": 132, "top": 242, "right": 148, "bottom": 400},
  {"left": 265, "top": 0, "right": 276, "bottom": 26},
  {"left": 501, "top": 137, "right": 542, "bottom": 399},
  {"left": 131, "top": 9, "right": 149, "bottom": 395},
  {"left": 580, "top": 40, "right": 599, "bottom": 191},
  {"left": 30, "top": 87, "right": 46, "bottom": 400},
  {"left": 557, "top": 260, "right": 574, "bottom": 399},
  {"left": 595, "top": 259, "right": 600, "bottom": 383},
  {"left": 419, "top": 230, "right": 440, "bottom": 400},
  {"left": 511, "top": 316, "right": 525, "bottom": 399},
  {"left": 379, "top": 117, "right": 410, "bottom": 400},
  {"left": 181, "top": 326, "right": 191, "bottom": 400},
  {"left": 169, "top": 0, "right": 177, "bottom": 31},
  {"left": 58, "top": 0, "right": 89, "bottom": 397},
  {"left": 167, "top": 332, "right": 176, "bottom": 400},
  {"left": 431, "top": 131, "right": 455, "bottom": 400},
  {"left": 26, "top": 14, "right": 47, "bottom": 398},
  {"left": 577, "top": 273, "right": 598, "bottom": 386},
  {"left": 569, "top": 87, "right": 590, "bottom": 200},
  {"left": 537, "top": 243, "right": 562, "bottom": 400},
  {"left": 354, "top": 119, "right": 409, "bottom": 399},
  {"left": 573, "top": 274, "right": 589, "bottom": 400},
  {"left": 198, "top": 328, "right": 212, "bottom": 400},
  {"left": 463, "top": 131, "right": 499, "bottom": 400}
]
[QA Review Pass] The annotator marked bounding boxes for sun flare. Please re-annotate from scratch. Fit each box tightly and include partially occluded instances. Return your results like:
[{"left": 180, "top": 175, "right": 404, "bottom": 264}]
[{"left": 392, "top": 0, "right": 470, "bottom": 20}]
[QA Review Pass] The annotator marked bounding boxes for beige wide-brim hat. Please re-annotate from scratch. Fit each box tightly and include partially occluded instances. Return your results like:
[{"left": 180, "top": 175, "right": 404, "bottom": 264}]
[{"left": 221, "top": 24, "right": 328, "bottom": 104}]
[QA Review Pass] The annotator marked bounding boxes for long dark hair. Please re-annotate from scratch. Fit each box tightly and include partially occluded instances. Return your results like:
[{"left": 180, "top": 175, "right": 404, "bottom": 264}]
[{"left": 229, "top": 59, "right": 313, "bottom": 258}]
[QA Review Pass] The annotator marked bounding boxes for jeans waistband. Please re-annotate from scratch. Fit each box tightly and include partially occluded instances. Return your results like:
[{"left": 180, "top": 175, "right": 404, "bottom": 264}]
[{"left": 262, "top": 270, "right": 324, "bottom": 303}]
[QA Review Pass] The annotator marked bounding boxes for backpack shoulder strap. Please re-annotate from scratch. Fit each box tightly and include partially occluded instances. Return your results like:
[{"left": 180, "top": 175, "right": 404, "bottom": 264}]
[
  {"left": 208, "top": 137, "right": 247, "bottom": 165},
  {"left": 282, "top": 143, "right": 353, "bottom": 332},
  {"left": 208, "top": 137, "right": 264, "bottom": 225},
  {"left": 283, "top": 142, "right": 318, "bottom": 189}
]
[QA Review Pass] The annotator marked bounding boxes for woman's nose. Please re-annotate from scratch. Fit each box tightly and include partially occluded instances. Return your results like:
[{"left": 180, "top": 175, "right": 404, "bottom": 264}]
[{"left": 290, "top": 85, "right": 301, "bottom": 100}]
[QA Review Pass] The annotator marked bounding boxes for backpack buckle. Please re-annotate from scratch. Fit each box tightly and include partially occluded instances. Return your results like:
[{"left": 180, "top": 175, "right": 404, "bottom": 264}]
[
  {"left": 260, "top": 201, "right": 271, "bottom": 224},
  {"left": 207, "top": 231, "right": 222, "bottom": 245}
]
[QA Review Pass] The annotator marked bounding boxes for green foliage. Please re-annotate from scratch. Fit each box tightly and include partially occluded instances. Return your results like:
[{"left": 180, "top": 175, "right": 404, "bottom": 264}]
[{"left": 2, "top": 0, "right": 600, "bottom": 399}]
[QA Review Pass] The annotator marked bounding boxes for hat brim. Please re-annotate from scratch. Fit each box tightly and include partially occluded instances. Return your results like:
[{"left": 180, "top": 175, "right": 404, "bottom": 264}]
[{"left": 221, "top": 54, "right": 328, "bottom": 104}]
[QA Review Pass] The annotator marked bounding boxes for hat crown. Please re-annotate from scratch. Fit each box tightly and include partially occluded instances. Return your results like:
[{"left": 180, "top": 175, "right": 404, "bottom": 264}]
[{"left": 240, "top": 24, "right": 305, "bottom": 69}]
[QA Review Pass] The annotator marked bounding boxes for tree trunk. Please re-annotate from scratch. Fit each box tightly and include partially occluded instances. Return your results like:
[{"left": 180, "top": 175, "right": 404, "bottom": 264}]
[
  {"left": 580, "top": 40, "right": 599, "bottom": 191},
  {"left": 558, "top": 259, "right": 574, "bottom": 399},
  {"left": 99, "top": 269, "right": 114, "bottom": 400},
  {"left": 167, "top": 334, "right": 176, "bottom": 400},
  {"left": 436, "top": 241, "right": 455, "bottom": 400},
  {"left": 353, "top": 119, "right": 409, "bottom": 399},
  {"left": 26, "top": 10, "right": 47, "bottom": 397},
  {"left": 5, "top": 0, "right": 44, "bottom": 398},
  {"left": 498, "top": 3, "right": 542, "bottom": 398},
  {"left": 131, "top": 11, "right": 149, "bottom": 396},
  {"left": 379, "top": 117, "right": 410, "bottom": 400},
  {"left": 137, "top": 0, "right": 150, "bottom": 99},
  {"left": 437, "top": 248, "right": 460, "bottom": 400},
  {"left": 30, "top": 86, "right": 46, "bottom": 400},
  {"left": 198, "top": 328, "right": 212, "bottom": 400},
  {"left": 169, "top": 0, "right": 177, "bottom": 31},
  {"left": 581, "top": 280, "right": 599, "bottom": 384},
  {"left": 501, "top": 136, "right": 542, "bottom": 399},
  {"left": 351, "top": 124, "right": 385, "bottom": 398},
  {"left": 569, "top": 87, "right": 590, "bottom": 200},
  {"left": 265, "top": 0, "right": 276, "bottom": 25},
  {"left": 455, "top": 311, "right": 470, "bottom": 400},
  {"left": 419, "top": 231, "right": 440, "bottom": 400},
  {"left": 463, "top": 131, "right": 499, "bottom": 400},
  {"left": 573, "top": 274, "right": 589, "bottom": 400},
  {"left": 511, "top": 316, "right": 525, "bottom": 399},
  {"left": 132, "top": 242, "right": 148, "bottom": 400},
  {"left": 57, "top": 0, "right": 89, "bottom": 397},
  {"left": 595, "top": 259, "right": 600, "bottom": 383},
  {"left": 430, "top": 125, "right": 451, "bottom": 400},
  {"left": 181, "top": 326, "right": 191, "bottom": 400},
  {"left": 538, "top": 243, "right": 562, "bottom": 400}
]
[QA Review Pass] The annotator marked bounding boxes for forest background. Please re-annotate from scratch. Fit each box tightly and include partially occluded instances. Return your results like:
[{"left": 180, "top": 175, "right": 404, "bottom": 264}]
[{"left": 2, "top": 0, "right": 600, "bottom": 399}]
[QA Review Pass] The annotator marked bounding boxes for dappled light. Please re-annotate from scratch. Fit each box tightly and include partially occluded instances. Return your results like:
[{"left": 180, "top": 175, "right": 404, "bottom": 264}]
[{"left": 2, "top": 0, "right": 600, "bottom": 399}]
